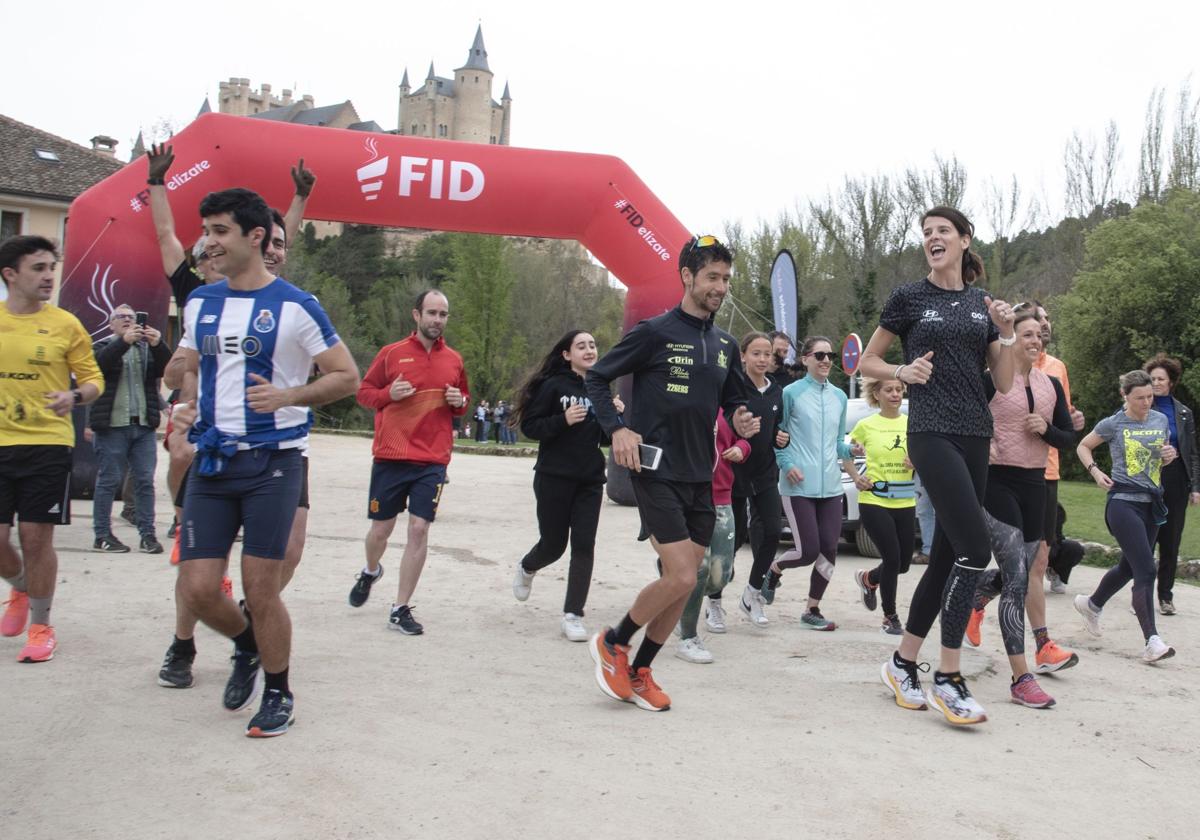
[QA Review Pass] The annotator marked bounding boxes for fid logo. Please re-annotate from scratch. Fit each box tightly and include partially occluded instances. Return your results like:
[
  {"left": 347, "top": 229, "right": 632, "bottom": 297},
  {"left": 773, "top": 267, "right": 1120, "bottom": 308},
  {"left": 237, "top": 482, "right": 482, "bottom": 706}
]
[
  {"left": 356, "top": 138, "right": 485, "bottom": 203},
  {"left": 613, "top": 199, "right": 672, "bottom": 262},
  {"left": 357, "top": 139, "right": 388, "bottom": 202}
]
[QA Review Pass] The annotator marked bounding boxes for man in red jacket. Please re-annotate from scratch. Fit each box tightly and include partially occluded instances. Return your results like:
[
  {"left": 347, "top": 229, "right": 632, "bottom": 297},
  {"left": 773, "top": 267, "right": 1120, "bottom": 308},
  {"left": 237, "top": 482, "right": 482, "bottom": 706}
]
[{"left": 348, "top": 290, "right": 469, "bottom": 634}]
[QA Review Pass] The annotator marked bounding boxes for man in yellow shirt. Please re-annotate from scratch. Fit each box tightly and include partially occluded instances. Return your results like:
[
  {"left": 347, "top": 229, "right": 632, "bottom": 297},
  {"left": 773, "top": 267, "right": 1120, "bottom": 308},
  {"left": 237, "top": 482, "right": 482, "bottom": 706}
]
[{"left": 0, "top": 236, "right": 103, "bottom": 662}]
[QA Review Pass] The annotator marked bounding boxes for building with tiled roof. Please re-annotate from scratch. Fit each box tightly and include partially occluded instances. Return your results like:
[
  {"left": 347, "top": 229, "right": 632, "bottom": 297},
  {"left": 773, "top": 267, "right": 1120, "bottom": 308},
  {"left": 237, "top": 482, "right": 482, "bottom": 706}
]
[{"left": 0, "top": 113, "right": 125, "bottom": 297}]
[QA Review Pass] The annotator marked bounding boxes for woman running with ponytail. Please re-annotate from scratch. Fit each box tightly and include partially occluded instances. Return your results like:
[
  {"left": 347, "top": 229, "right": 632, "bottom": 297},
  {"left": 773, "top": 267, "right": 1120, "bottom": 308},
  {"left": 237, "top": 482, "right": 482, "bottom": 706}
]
[
  {"left": 510, "top": 331, "right": 622, "bottom": 642},
  {"left": 766, "top": 336, "right": 867, "bottom": 631},
  {"left": 732, "top": 332, "right": 786, "bottom": 628},
  {"left": 859, "top": 206, "right": 1016, "bottom": 726},
  {"left": 1074, "top": 370, "right": 1178, "bottom": 662},
  {"left": 968, "top": 310, "right": 1075, "bottom": 709},
  {"left": 850, "top": 376, "right": 916, "bottom": 636}
]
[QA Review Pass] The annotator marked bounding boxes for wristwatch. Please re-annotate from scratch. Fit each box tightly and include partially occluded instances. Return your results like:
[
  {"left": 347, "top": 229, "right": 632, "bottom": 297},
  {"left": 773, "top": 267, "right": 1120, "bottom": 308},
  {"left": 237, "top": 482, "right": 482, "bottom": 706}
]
[{"left": 73, "top": 389, "right": 83, "bottom": 404}]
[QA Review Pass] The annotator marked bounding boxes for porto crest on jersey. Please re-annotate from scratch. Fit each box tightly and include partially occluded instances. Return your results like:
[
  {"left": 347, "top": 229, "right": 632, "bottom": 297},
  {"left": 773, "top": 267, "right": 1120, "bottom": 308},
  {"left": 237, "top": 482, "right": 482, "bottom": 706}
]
[{"left": 253, "top": 309, "right": 277, "bottom": 334}]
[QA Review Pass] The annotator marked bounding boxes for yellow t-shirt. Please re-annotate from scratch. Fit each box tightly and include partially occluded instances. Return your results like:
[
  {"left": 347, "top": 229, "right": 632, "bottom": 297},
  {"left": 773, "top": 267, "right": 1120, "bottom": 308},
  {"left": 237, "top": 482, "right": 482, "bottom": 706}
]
[
  {"left": 0, "top": 303, "right": 104, "bottom": 447},
  {"left": 849, "top": 412, "right": 914, "bottom": 509}
]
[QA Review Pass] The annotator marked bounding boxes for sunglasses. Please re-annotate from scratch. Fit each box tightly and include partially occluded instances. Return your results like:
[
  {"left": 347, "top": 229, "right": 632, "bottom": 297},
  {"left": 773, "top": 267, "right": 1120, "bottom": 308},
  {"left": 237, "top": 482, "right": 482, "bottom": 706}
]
[
  {"left": 682, "top": 234, "right": 722, "bottom": 259},
  {"left": 807, "top": 351, "right": 834, "bottom": 362}
]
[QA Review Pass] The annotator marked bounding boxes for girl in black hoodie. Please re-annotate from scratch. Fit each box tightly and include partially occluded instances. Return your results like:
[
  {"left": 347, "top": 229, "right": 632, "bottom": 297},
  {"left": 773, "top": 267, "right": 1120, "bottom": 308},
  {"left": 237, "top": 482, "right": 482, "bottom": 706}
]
[{"left": 510, "top": 330, "right": 623, "bottom": 641}]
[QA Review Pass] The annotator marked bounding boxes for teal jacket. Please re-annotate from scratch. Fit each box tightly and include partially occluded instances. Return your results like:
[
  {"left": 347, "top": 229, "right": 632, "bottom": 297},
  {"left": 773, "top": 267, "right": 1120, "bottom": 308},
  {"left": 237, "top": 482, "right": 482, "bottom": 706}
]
[{"left": 775, "top": 377, "right": 852, "bottom": 498}]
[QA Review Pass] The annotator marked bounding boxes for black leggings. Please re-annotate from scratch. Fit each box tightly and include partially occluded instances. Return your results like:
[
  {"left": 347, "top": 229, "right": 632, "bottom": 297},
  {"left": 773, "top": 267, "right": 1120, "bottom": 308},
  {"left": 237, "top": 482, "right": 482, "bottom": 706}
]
[
  {"left": 519, "top": 473, "right": 603, "bottom": 616},
  {"left": 1155, "top": 459, "right": 1190, "bottom": 601},
  {"left": 904, "top": 433, "right": 992, "bottom": 649},
  {"left": 861, "top": 505, "right": 915, "bottom": 616},
  {"left": 737, "top": 486, "right": 783, "bottom": 590},
  {"left": 976, "top": 467, "right": 1044, "bottom": 656},
  {"left": 1091, "top": 498, "right": 1160, "bottom": 641}
]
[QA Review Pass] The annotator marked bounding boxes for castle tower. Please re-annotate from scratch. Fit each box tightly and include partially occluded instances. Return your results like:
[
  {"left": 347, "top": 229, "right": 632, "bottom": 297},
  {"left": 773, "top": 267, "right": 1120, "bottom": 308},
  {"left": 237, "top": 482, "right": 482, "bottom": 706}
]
[
  {"left": 397, "top": 68, "right": 410, "bottom": 134},
  {"left": 451, "top": 25, "right": 494, "bottom": 143},
  {"left": 498, "top": 81, "right": 512, "bottom": 146}
]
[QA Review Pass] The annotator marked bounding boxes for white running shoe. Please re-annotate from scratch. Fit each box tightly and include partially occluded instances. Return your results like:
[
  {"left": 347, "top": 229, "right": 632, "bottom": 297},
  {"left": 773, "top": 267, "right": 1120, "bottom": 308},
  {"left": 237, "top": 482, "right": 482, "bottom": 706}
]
[
  {"left": 1046, "top": 568, "right": 1067, "bottom": 595},
  {"left": 512, "top": 563, "right": 534, "bottom": 601},
  {"left": 739, "top": 585, "right": 768, "bottom": 627},
  {"left": 1074, "top": 594, "right": 1103, "bottom": 637},
  {"left": 880, "top": 655, "right": 927, "bottom": 711},
  {"left": 561, "top": 613, "right": 588, "bottom": 642},
  {"left": 1143, "top": 635, "right": 1176, "bottom": 663},
  {"left": 928, "top": 672, "right": 988, "bottom": 725},
  {"left": 675, "top": 635, "right": 714, "bottom": 664},
  {"left": 705, "top": 599, "right": 727, "bottom": 634}
]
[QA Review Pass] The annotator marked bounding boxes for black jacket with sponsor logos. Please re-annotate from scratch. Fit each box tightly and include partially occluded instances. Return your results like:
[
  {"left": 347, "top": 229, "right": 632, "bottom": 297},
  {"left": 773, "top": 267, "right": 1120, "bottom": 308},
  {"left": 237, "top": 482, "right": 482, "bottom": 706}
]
[
  {"left": 586, "top": 305, "right": 751, "bottom": 483},
  {"left": 520, "top": 370, "right": 609, "bottom": 484}
]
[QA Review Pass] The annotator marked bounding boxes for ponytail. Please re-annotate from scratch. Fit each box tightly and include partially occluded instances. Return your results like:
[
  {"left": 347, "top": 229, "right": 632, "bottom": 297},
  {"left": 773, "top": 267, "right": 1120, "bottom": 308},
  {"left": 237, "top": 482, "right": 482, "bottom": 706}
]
[{"left": 962, "top": 249, "right": 986, "bottom": 285}]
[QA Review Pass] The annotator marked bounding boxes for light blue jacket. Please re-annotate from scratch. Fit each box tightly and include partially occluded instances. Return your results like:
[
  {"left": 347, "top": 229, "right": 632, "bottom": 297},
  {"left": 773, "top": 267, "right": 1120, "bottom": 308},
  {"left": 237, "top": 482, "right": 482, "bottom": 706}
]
[{"left": 775, "top": 377, "right": 852, "bottom": 498}]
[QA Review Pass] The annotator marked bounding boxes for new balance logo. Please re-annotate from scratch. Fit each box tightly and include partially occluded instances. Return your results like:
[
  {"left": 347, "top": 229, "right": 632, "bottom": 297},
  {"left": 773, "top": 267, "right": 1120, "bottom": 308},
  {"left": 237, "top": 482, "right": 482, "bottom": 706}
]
[
  {"left": 272, "top": 470, "right": 284, "bottom": 478},
  {"left": 200, "top": 314, "right": 218, "bottom": 324}
]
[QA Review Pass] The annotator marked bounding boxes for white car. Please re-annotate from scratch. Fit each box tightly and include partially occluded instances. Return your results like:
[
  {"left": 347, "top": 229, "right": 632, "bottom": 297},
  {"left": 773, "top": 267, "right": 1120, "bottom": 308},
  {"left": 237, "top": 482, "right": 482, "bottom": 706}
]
[{"left": 779, "top": 397, "right": 919, "bottom": 558}]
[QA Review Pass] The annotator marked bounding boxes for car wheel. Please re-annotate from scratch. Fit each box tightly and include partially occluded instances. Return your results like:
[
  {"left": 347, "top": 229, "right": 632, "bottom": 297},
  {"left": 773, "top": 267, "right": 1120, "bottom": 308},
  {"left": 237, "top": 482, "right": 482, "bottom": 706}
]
[{"left": 855, "top": 523, "right": 881, "bottom": 559}]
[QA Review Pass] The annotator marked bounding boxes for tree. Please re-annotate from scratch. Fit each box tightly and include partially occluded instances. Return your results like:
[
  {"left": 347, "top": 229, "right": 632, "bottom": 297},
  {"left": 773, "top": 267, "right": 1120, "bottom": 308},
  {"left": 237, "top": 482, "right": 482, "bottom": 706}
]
[
  {"left": 441, "top": 234, "right": 527, "bottom": 402},
  {"left": 1064, "top": 122, "right": 1122, "bottom": 218},
  {"left": 1167, "top": 81, "right": 1200, "bottom": 192},
  {"left": 1055, "top": 189, "right": 1200, "bottom": 434},
  {"left": 1139, "top": 87, "right": 1167, "bottom": 203}
]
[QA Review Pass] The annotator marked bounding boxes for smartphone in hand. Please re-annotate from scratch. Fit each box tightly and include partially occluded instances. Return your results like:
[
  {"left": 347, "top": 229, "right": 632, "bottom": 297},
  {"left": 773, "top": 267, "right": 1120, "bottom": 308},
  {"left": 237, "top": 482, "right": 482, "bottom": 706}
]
[{"left": 637, "top": 443, "right": 663, "bottom": 471}]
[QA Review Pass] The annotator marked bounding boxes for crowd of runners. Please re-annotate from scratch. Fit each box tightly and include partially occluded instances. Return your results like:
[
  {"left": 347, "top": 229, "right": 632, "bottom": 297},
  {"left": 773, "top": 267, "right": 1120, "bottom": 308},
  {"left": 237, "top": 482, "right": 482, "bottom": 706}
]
[{"left": 0, "top": 147, "right": 1194, "bottom": 737}]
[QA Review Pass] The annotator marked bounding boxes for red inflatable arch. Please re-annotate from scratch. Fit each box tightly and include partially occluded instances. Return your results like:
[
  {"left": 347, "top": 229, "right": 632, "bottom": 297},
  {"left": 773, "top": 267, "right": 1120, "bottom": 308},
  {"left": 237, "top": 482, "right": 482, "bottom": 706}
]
[{"left": 60, "top": 113, "right": 689, "bottom": 336}]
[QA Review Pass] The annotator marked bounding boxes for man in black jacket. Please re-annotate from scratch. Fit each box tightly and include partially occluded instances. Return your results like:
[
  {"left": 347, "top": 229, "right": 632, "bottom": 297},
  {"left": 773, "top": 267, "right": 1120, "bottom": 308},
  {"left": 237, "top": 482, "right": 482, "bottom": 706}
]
[
  {"left": 90, "top": 304, "right": 171, "bottom": 553},
  {"left": 585, "top": 234, "right": 758, "bottom": 711}
]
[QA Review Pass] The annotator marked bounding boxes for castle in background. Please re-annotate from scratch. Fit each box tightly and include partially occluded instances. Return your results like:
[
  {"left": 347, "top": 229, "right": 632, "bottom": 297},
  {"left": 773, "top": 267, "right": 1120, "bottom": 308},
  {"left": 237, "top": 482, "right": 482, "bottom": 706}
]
[
  {"left": 396, "top": 25, "right": 511, "bottom": 145},
  {"left": 208, "top": 25, "right": 510, "bottom": 142}
]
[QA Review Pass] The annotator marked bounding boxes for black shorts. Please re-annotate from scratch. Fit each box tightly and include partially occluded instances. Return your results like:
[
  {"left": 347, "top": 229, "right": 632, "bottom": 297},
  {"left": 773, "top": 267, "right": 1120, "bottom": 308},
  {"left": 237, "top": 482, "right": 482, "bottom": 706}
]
[
  {"left": 631, "top": 476, "right": 715, "bottom": 546},
  {"left": 1042, "top": 479, "right": 1059, "bottom": 544},
  {"left": 368, "top": 461, "right": 446, "bottom": 522},
  {"left": 0, "top": 445, "right": 71, "bottom": 526},
  {"left": 176, "top": 454, "right": 310, "bottom": 510},
  {"left": 179, "top": 449, "right": 302, "bottom": 561}
]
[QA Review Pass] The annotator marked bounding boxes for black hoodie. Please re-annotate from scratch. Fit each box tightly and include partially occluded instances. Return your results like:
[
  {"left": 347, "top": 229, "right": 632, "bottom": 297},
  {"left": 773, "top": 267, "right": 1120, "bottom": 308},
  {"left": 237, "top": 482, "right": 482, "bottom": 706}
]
[
  {"left": 586, "top": 305, "right": 750, "bottom": 483},
  {"left": 520, "top": 370, "right": 608, "bottom": 484}
]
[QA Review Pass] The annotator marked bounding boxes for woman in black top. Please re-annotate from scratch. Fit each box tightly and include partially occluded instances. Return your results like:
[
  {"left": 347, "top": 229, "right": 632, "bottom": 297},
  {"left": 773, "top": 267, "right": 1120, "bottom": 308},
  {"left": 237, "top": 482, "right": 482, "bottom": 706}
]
[
  {"left": 1142, "top": 353, "right": 1200, "bottom": 614},
  {"left": 859, "top": 206, "right": 1016, "bottom": 726},
  {"left": 732, "top": 332, "right": 787, "bottom": 627},
  {"left": 510, "top": 330, "right": 622, "bottom": 642}
]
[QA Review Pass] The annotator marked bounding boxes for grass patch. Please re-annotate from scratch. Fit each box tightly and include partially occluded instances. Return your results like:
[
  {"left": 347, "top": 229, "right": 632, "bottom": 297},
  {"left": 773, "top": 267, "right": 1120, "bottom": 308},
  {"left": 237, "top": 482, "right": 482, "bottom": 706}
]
[{"left": 1059, "top": 479, "right": 1200, "bottom": 560}]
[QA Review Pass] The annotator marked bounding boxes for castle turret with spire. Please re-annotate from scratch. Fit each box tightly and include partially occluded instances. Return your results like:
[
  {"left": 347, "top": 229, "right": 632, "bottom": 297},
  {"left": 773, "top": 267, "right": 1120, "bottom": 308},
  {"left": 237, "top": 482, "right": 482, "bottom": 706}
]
[{"left": 396, "top": 25, "right": 511, "bottom": 145}]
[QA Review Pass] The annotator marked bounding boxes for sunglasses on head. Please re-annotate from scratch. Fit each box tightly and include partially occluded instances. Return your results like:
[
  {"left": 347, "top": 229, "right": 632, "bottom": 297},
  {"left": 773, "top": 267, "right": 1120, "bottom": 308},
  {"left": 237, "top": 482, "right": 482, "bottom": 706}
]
[
  {"left": 682, "top": 234, "right": 722, "bottom": 259},
  {"left": 807, "top": 351, "right": 834, "bottom": 362}
]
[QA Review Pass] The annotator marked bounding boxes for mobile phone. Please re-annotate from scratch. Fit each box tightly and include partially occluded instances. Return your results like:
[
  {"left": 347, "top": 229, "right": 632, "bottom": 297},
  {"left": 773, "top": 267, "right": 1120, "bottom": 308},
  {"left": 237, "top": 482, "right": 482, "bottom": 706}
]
[
  {"left": 135, "top": 311, "right": 148, "bottom": 328},
  {"left": 638, "top": 443, "right": 663, "bottom": 471}
]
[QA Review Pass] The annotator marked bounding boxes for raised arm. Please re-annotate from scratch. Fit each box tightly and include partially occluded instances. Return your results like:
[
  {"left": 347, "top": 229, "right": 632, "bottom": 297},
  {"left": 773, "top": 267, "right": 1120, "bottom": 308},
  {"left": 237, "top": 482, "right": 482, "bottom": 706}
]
[
  {"left": 284, "top": 159, "right": 315, "bottom": 246},
  {"left": 147, "top": 144, "right": 186, "bottom": 275}
]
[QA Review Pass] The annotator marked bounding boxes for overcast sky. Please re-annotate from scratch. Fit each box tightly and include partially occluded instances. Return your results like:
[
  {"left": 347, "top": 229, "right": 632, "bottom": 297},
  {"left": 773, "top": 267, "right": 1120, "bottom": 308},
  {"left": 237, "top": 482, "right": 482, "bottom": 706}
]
[{"left": 7, "top": 0, "right": 1200, "bottom": 241}]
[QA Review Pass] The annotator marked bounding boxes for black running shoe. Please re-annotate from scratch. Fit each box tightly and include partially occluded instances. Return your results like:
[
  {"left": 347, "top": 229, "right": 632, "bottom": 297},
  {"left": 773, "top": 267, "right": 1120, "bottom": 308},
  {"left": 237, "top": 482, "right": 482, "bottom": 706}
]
[
  {"left": 388, "top": 604, "right": 424, "bottom": 635},
  {"left": 157, "top": 647, "right": 195, "bottom": 688},
  {"left": 120, "top": 507, "right": 137, "bottom": 526},
  {"left": 348, "top": 565, "right": 384, "bottom": 608},
  {"left": 93, "top": 535, "right": 131, "bottom": 553},
  {"left": 167, "top": 516, "right": 178, "bottom": 539},
  {"left": 246, "top": 689, "right": 295, "bottom": 737},
  {"left": 140, "top": 534, "right": 164, "bottom": 554},
  {"left": 223, "top": 649, "right": 262, "bottom": 710}
]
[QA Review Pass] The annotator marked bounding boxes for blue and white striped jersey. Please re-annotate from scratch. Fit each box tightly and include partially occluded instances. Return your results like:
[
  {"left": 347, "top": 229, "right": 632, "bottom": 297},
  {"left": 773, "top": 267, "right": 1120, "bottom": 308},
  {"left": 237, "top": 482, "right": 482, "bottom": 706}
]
[{"left": 180, "top": 277, "right": 340, "bottom": 450}]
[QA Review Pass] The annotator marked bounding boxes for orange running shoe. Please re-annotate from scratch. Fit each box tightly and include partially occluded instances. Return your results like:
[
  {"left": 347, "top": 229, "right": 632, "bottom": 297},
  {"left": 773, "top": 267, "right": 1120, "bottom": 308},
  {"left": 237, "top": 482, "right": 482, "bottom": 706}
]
[
  {"left": 2, "top": 589, "right": 30, "bottom": 637},
  {"left": 965, "top": 608, "right": 984, "bottom": 648},
  {"left": 222, "top": 576, "right": 234, "bottom": 600},
  {"left": 18, "top": 624, "right": 56, "bottom": 663},
  {"left": 629, "top": 667, "right": 671, "bottom": 711},
  {"left": 1034, "top": 639, "right": 1079, "bottom": 673},
  {"left": 589, "top": 629, "right": 632, "bottom": 701},
  {"left": 169, "top": 530, "right": 181, "bottom": 566}
]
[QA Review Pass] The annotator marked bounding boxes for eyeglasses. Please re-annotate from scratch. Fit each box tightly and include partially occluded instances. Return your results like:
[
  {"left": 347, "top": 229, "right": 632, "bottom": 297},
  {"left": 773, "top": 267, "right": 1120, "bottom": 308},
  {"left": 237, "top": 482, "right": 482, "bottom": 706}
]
[
  {"left": 111, "top": 313, "right": 135, "bottom": 321},
  {"left": 807, "top": 351, "right": 834, "bottom": 362}
]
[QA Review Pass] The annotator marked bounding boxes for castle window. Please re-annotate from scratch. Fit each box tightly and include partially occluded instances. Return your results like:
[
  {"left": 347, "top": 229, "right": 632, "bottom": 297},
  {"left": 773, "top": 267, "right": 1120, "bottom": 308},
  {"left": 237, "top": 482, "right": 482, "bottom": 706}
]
[
  {"left": 411, "top": 124, "right": 418, "bottom": 135},
  {"left": 490, "top": 136, "right": 497, "bottom": 144},
  {"left": 438, "top": 124, "right": 447, "bottom": 137},
  {"left": 474, "top": 76, "right": 479, "bottom": 83}
]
